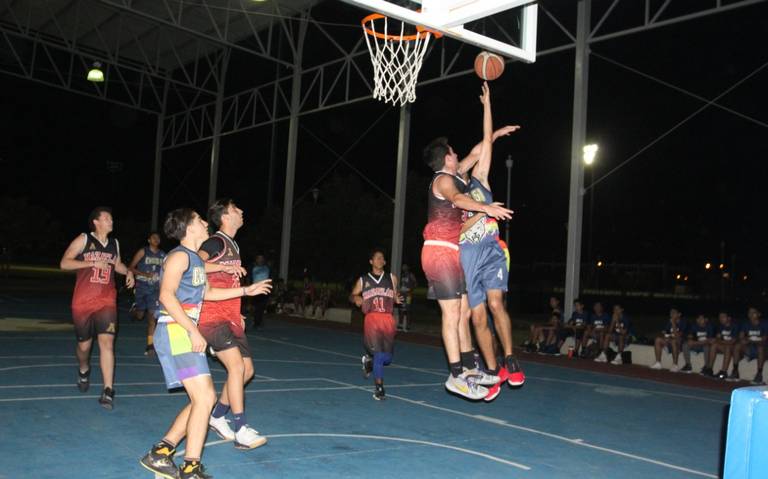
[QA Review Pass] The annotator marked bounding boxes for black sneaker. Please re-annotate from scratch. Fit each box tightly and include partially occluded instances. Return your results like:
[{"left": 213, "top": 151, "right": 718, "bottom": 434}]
[
  {"left": 373, "top": 383, "right": 386, "bottom": 401},
  {"left": 752, "top": 371, "right": 765, "bottom": 385},
  {"left": 699, "top": 366, "right": 713, "bottom": 377},
  {"left": 145, "top": 344, "right": 156, "bottom": 356},
  {"left": 139, "top": 444, "right": 179, "bottom": 479},
  {"left": 77, "top": 368, "right": 91, "bottom": 392},
  {"left": 680, "top": 364, "right": 692, "bottom": 373},
  {"left": 99, "top": 387, "right": 115, "bottom": 410},
  {"left": 727, "top": 369, "right": 740, "bottom": 382},
  {"left": 361, "top": 354, "right": 373, "bottom": 379},
  {"left": 715, "top": 370, "right": 728, "bottom": 380},
  {"left": 180, "top": 461, "right": 212, "bottom": 479}
]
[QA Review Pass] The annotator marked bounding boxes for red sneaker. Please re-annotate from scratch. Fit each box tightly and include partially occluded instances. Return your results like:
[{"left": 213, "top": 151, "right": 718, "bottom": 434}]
[
  {"left": 497, "top": 366, "right": 510, "bottom": 383},
  {"left": 506, "top": 357, "right": 526, "bottom": 387},
  {"left": 484, "top": 381, "right": 501, "bottom": 402}
]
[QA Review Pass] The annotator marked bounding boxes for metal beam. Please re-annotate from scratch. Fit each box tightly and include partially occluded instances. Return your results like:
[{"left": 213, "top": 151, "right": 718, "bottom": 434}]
[
  {"left": 151, "top": 80, "right": 169, "bottom": 231},
  {"left": 207, "top": 50, "right": 229, "bottom": 205},
  {"left": 390, "top": 104, "right": 411, "bottom": 285}
]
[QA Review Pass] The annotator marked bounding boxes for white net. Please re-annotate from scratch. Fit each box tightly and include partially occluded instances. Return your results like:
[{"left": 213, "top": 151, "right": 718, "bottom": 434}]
[{"left": 362, "top": 15, "right": 433, "bottom": 106}]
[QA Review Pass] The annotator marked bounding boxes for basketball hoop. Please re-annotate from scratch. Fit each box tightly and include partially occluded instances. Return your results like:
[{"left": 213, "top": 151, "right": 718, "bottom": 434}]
[{"left": 361, "top": 13, "right": 441, "bottom": 106}]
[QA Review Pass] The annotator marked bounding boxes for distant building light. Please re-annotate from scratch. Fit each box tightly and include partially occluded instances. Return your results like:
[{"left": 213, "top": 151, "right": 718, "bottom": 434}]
[
  {"left": 722, "top": 272, "right": 730, "bottom": 279},
  {"left": 675, "top": 274, "right": 681, "bottom": 280},
  {"left": 705, "top": 262, "right": 712, "bottom": 270},
  {"left": 719, "top": 263, "right": 725, "bottom": 270},
  {"left": 743, "top": 275, "right": 749, "bottom": 281},
  {"left": 684, "top": 276, "right": 689, "bottom": 281},
  {"left": 596, "top": 261, "right": 603, "bottom": 267}
]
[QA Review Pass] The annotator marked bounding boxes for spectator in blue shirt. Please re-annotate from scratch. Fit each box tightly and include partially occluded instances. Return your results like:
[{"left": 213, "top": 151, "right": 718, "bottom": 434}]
[
  {"left": 732, "top": 307, "right": 767, "bottom": 384},
  {"left": 681, "top": 314, "right": 714, "bottom": 374},
  {"left": 651, "top": 308, "right": 686, "bottom": 371},
  {"left": 562, "top": 299, "right": 589, "bottom": 356},
  {"left": 710, "top": 311, "right": 739, "bottom": 380},
  {"left": 250, "top": 254, "right": 270, "bottom": 329},
  {"left": 585, "top": 302, "right": 611, "bottom": 359},
  {"left": 595, "top": 304, "right": 631, "bottom": 364}
]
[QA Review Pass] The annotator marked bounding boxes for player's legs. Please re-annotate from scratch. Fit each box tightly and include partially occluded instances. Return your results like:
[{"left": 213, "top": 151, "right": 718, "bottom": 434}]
[
  {"left": 76, "top": 338, "right": 92, "bottom": 373},
  {"left": 654, "top": 336, "right": 666, "bottom": 362},
  {"left": 97, "top": 333, "right": 115, "bottom": 389},
  {"left": 469, "top": 302, "right": 497, "bottom": 370},
  {"left": 179, "top": 374, "right": 217, "bottom": 469}
]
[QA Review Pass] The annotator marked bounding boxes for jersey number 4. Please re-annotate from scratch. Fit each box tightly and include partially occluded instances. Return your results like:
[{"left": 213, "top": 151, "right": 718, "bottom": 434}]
[{"left": 90, "top": 266, "right": 112, "bottom": 284}]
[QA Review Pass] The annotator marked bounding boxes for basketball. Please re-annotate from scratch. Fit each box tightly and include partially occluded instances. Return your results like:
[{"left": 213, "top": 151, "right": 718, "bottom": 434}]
[{"left": 474, "top": 51, "right": 505, "bottom": 81}]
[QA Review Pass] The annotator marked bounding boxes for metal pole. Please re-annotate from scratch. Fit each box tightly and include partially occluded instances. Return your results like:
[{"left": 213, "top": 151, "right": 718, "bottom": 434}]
[
  {"left": 150, "top": 80, "right": 169, "bottom": 231},
  {"left": 391, "top": 105, "right": 411, "bottom": 282},
  {"left": 267, "top": 35, "right": 283, "bottom": 209},
  {"left": 505, "top": 155, "right": 513, "bottom": 246},
  {"left": 208, "top": 50, "right": 230, "bottom": 206},
  {"left": 278, "top": 17, "right": 308, "bottom": 282},
  {"left": 564, "top": 0, "right": 591, "bottom": 319}
]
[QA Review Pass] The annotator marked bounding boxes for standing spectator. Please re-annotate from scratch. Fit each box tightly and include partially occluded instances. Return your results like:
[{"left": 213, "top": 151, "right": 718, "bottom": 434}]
[
  {"left": 681, "top": 314, "right": 714, "bottom": 374},
  {"left": 584, "top": 302, "right": 610, "bottom": 359},
  {"left": 598, "top": 304, "right": 632, "bottom": 365},
  {"left": 732, "top": 307, "right": 767, "bottom": 384},
  {"left": 562, "top": 299, "right": 589, "bottom": 356},
  {"left": 650, "top": 308, "right": 687, "bottom": 371},
  {"left": 397, "top": 264, "right": 417, "bottom": 332},
  {"left": 250, "top": 254, "right": 270, "bottom": 329},
  {"left": 711, "top": 311, "right": 739, "bottom": 380}
]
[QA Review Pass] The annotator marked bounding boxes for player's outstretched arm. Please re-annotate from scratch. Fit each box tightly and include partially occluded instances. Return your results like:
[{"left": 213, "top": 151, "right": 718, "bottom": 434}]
[
  {"left": 349, "top": 278, "right": 363, "bottom": 308},
  {"left": 434, "top": 175, "right": 513, "bottom": 220},
  {"left": 205, "top": 278, "right": 272, "bottom": 302},
  {"left": 114, "top": 256, "right": 135, "bottom": 288}
]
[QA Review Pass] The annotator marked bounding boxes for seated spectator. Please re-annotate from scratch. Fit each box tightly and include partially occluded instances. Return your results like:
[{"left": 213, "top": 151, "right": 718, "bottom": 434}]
[
  {"left": 524, "top": 296, "right": 561, "bottom": 352},
  {"left": 710, "top": 311, "right": 738, "bottom": 380},
  {"left": 312, "top": 286, "right": 331, "bottom": 318},
  {"left": 597, "top": 304, "right": 631, "bottom": 365},
  {"left": 561, "top": 299, "right": 589, "bottom": 356},
  {"left": 270, "top": 279, "right": 288, "bottom": 314},
  {"left": 651, "top": 308, "right": 686, "bottom": 371},
  {"left": 584, "top": 302, "right": 610, "bottom": 359},
  {"left": 732, "top": 307, "right": 767, "bottom": 385},
  {"left": 681, "top": 314, "right": 714, "bottom": 374}
]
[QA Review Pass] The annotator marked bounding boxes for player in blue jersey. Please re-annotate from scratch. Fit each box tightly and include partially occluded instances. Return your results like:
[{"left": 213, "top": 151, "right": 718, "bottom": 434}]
[
  {"left": 140, "top": 209, "right": 271, "bottom": 479},
  {"left": 129, "top": 232, "right": 166, "bottom": 355},
  {"left": 650, "top": 308, "right": 686, "bottom": 371},
  {"left": 710, "top": 311, "right": 739, "bottom": 380},
  {"left": 732, "top": 307, "right": 767, "bottom": 384},
  {"left": 681, "top": 314, "right": 714, "bottom": 374}
]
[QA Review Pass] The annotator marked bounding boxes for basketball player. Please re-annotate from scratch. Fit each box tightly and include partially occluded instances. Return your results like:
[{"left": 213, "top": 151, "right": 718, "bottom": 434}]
[
  {"left": 350, "top": 248, "right": 402, "bottom": 400},
  {"left": 397, "top": 264, "right": 416, "bottom": 332},
  {"left": 458, "top": 82, "right": 524, "bottom": 401},
  {"left": 140, "top": 208, "right": 271, "bottom": 479},
  {"left": 198, "top": 199, "right": 267, "bottom": 450},
  {"left": 60, "top": 206, "right": 135, "bottom": 410},
  {"left": 129, "top": 232, "right": 166, "bottom": 355},
  {"left": 421, "top": 85, "right": 514, "bottom": 401}
]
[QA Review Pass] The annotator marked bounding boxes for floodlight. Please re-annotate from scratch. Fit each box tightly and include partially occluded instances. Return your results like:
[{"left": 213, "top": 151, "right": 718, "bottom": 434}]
[
  {"left": 87, "top": 62, "right": 104, "bottom": 82},
  {"left": 583, "top": 144, "right": 598, "bottom": 165}
]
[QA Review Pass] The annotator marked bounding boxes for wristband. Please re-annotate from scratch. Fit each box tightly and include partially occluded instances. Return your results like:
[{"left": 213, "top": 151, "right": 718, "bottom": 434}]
[{"left": 242, "top": 287, "right": 246, "bottom": 296}]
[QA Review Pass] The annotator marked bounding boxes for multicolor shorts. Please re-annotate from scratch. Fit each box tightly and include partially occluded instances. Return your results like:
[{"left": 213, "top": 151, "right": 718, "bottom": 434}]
[{"left": 153, "top": 321, "right": 210, "bottom": 389}]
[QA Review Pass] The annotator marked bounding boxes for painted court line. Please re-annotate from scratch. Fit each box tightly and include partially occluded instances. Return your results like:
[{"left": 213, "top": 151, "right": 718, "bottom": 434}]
[
  {"left": 321, "top": 377, "right": 717, "bottom": 479},
  {"left": 176, "top": 434, "right": 530, "bottom": 471}
]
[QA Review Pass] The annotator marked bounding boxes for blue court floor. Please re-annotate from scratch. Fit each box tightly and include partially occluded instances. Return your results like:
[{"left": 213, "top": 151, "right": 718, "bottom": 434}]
[{"left": 0, "top": 293, "right": 728, "bottom": 478}]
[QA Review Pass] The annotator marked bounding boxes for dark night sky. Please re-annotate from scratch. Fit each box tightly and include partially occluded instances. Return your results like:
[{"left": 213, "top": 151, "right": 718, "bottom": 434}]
[{"left": 1, "top": 0, "right": 767, "bottom": 280}]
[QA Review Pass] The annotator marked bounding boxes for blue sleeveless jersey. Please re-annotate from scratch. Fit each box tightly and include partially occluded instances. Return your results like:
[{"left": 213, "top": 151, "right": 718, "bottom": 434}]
[
  {"left": 136, "top": 246, "right": 166, "bottom": 291},
  {"left": 157, "top": 246, "right": 206, "bottom": 324},
  {"left": 460, "top": 177, "right": 500, "bottom": 245}
]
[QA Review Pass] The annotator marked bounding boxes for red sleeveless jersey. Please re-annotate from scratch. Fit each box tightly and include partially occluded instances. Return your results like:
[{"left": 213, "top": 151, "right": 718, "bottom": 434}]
[
  {"left": 71, "top": 233, "right": 119, "bottom": 311},
  {"left": 423, "top": 172, "right": 467, "bottom": 243},
  {"left": 199, "top": 232, "right": 242, "bottom": 326}
]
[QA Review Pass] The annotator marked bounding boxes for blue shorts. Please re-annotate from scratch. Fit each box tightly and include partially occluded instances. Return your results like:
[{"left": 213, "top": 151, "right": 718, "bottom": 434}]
[
  {"left": 460, "top": 240, "right": 508, "bottom": 309},
  {"left": 153, "top": 322, "right": 210, "bottom": 390},
  {"left": 744, "top": 342, "right": 764, "bottom": 360},
  {"left": 688, "top": 343, "right": 709, "bottom": 353},
  {"left": 134, "top": 285, "right": 160, "bottom": 312}
]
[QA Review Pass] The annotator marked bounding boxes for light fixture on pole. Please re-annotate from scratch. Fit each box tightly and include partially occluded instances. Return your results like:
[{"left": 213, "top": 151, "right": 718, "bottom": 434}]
[
  {"left": 583, "top": 144, "right": 598, "bottom": 165},
  {"left": 87, "top": 62, "right": 104, "bottom": 83}
]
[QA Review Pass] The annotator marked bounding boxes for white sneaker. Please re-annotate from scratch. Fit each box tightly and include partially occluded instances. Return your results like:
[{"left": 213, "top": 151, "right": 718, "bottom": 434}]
[
  {"left": 650, "top": 362, "right": 662, "bottom": 370},
  {"left": 464, "top": 368, "right": 500, "bottom": 386},
  {"left": 670, "top": 364, "right": 680, "bottom": 373},
  {"left": 209, "top": 415, "right": 235, "bottom": 441},
  {"left": 445, "top": 373, "right": 488, "bottom": 401},
  {"left": 234, "top": 425, "right": 268, "bottom": 450},
  {"left": 594, "top": 352, "right": 607, "bottom": 363},
  {"left": 611, "top": 355, "right": 623, "bottom": 365}
]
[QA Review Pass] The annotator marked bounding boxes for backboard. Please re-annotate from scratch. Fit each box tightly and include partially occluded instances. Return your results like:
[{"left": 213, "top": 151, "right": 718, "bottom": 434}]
[{"left": 340, "top": 0, "right": 538, "bottom": 63}]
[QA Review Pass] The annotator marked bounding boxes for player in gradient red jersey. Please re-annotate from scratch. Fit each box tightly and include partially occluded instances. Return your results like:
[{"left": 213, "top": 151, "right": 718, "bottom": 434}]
[
  {"left": 421, "top": 85, "right": 514, "bottom": 401},
  {"left": 350, "top": 248, "right": 402, "bottom": 400},
  {"left": 197, "top": 198, "right": 269, "bottom": 450},
  {"left": 60, "top": 206, "right": 134, "bottom": 410}
]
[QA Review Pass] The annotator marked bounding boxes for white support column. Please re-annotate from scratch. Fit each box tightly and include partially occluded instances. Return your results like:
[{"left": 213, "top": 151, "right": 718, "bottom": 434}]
[
  {"left": 208, "top": 51, "right": 230, "bottom": 206},
  {"left": 151, "top": 80, "right": 169, "bottom": 231},
  {"left": 564, "top": 0, "right": 591, "bottom": 318},
  {"left": 390, "top": 104, "right": 411, "bottom": 281},
  {"left": 278, "top": 18, "right": 308, "bottom": 282}
]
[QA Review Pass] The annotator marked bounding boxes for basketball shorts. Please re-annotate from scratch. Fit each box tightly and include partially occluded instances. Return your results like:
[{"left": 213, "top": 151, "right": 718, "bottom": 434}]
[
  {"left": 198, "top": 321, "right": 252, "bottom": 357},
  {"left": 460, "top": 239, "right": 508, "bottom": 309},
  {"left": 134, "top": 286, "right": 160, "bottom": 312},
  {"left": 744, "top": 342, "right": 764, "bottom": 360},
  {"left": 421, "top": 241, "right": 466, "bottom": 300},
  {"left": 72, "top": 305, "right": 117, "bottom": 342},
  {"left": 364, "top": 312, "right": 396, "bottom": 355},
  {"left": 153, "top": 321, "right": 211, "bottom": 390}
]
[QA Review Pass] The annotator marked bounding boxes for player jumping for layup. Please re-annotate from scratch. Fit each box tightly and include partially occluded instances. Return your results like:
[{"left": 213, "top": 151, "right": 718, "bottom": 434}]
[
  {"left": 60, "top": 206, "right": 134, "bottom": 410},
  {"left": 421, "top": 86, "right": 514, "bottom": 400}
]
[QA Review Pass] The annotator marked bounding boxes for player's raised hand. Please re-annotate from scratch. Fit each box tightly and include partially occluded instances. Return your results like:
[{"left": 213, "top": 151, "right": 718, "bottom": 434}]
[
  {"left": 244, "top": 279, "right": 272, "bottom": 296},
  {"left": 479, "top": 81, "right": 490, "bottom": 106},
  {"left": 483, "top": 202, "right": 514, "bottom": 220},
  {"left": 492, "top": 125, "right": 521, "bottom": 141}
]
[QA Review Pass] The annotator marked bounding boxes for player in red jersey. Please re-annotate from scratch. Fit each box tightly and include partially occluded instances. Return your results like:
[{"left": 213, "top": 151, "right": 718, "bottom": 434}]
[
  {"left": 421, "top": 85, "right": 514, "bottom": 401},
  {"left": 60, "top": 206, "right": 134, "bottom": 409},
  {"left": 198, "top": 199, "right": 268, "bottom": 450}
]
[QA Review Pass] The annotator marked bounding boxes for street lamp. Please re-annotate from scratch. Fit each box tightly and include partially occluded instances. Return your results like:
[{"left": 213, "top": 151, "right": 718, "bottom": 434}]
[
  {"left": 583, "top": 144, "right": 598, "bottom": 165},
  {"left": 87, "top": 62, "right": 104, "bottom": 82}
]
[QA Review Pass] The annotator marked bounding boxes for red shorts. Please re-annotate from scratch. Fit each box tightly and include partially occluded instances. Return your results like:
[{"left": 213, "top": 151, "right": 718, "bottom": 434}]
[
  {"left": 364, "top": 312, "right": 396, "bottom": 354},
  {"left": 421, "top": 241, "right": 466, "bottom": 300}
]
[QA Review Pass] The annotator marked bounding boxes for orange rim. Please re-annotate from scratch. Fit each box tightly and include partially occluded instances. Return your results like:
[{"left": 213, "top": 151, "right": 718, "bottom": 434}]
[{"left": 361, "top": 12, "right": 443, "bottom": 41}]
